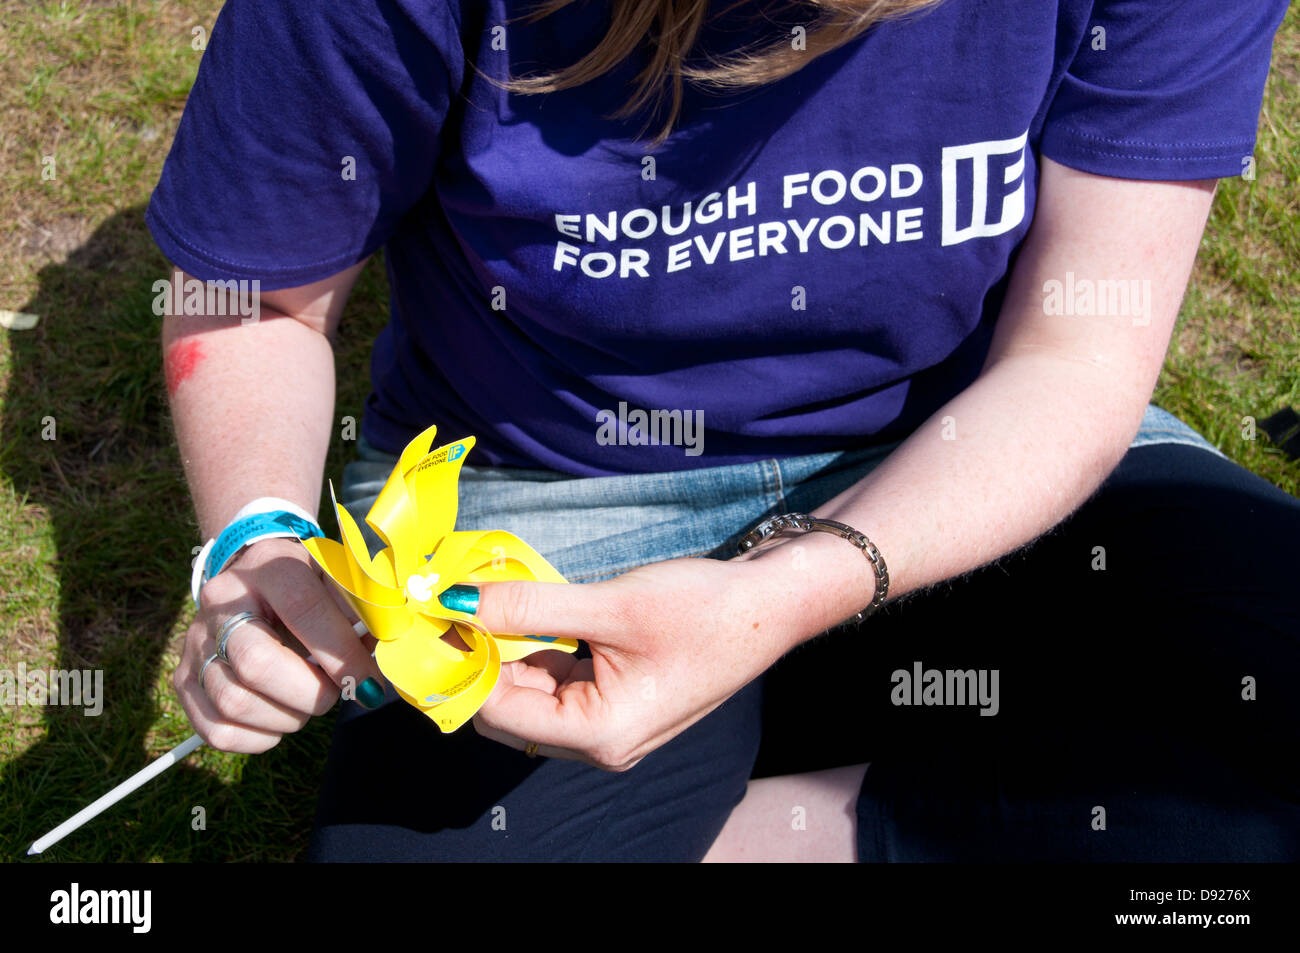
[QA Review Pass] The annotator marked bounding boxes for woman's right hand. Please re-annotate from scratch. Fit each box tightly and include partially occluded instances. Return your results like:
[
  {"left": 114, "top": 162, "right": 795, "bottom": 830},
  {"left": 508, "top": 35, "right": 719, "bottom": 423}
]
[{"left": 173, "top": 536, "right": 386, "bottom": 753}]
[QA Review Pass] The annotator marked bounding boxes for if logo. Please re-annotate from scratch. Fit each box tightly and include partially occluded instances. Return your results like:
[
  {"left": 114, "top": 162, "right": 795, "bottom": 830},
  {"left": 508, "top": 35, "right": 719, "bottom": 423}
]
[
  {"left": 448, "top": 443, "right": 465, "bottom": 462},
  {"left": 940, "top": 131, "right": 1029, "bottom": 246}
]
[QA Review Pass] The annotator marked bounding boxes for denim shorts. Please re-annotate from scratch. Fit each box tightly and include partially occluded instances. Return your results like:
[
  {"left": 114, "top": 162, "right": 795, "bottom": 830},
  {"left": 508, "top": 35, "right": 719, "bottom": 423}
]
[{"left": 337, "top": 403, "right": 1221, "bottom": 581}]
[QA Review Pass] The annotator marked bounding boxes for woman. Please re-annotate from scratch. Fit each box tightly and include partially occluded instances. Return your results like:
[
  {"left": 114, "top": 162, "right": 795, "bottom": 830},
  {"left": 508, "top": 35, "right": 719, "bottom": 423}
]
[{"left": 152, "top": 0, "right": 1298, "bottom": 861}]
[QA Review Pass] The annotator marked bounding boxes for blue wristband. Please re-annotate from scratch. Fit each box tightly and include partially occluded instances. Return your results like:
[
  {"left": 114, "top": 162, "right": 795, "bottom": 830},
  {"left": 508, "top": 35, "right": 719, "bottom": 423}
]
[{"left": 197, "top": 511, "right": 324, "bottom": 602}]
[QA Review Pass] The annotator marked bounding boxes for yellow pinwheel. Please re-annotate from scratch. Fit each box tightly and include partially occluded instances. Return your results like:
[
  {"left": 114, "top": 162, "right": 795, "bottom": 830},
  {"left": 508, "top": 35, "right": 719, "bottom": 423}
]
[{"left": 300, "top": 424, "right": 578, "bottom": 732}]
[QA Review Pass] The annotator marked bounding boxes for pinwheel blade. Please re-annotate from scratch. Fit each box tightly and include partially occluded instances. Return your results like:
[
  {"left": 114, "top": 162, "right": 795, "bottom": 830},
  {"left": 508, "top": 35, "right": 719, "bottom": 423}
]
[{"left": 302, "top": 430, "right": 578, "bottom": 732}]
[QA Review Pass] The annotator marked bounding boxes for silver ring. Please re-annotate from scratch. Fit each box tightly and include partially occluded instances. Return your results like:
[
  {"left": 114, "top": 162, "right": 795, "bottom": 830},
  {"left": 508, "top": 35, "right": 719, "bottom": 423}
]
[
  {"left": 199, "top": 652, "right": 226, "bottom": 692},
  {"left": 215, "top": 611, "right": 267, "bottom": 663}
]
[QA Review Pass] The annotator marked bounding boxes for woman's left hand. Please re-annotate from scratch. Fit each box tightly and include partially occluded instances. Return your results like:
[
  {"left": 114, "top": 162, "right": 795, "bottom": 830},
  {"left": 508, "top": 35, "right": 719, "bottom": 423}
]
[{"left": 469, "top": 537, "right": 866, "bottom": 770}]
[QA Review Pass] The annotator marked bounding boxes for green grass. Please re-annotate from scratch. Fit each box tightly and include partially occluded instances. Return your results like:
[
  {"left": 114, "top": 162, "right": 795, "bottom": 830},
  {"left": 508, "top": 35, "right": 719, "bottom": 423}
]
[
  {"left": 0, "top": 0, "right": 390, "bottom": 861},
  {"left": 1154, "top": 22, "right": 1300, "bottom": 492},
  {"left": 0, "top": 1, "right": 1297, "bottom": 862}
]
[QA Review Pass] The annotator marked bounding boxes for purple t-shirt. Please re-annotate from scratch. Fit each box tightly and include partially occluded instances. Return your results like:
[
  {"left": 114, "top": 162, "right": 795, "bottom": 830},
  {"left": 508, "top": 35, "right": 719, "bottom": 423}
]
[{"left": 147, "top": 0, "right": 1286, "bottom": 475}]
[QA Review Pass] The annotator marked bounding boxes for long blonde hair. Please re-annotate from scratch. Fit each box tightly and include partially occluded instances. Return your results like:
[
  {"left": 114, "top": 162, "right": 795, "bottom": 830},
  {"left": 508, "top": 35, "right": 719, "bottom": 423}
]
[{"left": 500, "top": 0, "right": 947, "bottom": 145}]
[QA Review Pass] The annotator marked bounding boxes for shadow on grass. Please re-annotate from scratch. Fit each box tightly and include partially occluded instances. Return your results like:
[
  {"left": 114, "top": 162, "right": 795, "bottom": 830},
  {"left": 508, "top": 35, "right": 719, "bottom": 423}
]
[{"left": 1, "top": 205, "right": 385, "bottom": 861}]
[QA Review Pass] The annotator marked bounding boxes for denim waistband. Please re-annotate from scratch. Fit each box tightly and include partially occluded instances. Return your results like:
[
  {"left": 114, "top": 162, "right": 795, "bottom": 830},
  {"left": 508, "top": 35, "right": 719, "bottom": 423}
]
[
  {"left": 340, "top": 437, "right": 896, "bottom": 583},
  {"left": 337, "top": 403, "right": 1221, "bottom": 583},
  {"left": 1130, "top": 404, "right": 1226, "bottom": 457}
]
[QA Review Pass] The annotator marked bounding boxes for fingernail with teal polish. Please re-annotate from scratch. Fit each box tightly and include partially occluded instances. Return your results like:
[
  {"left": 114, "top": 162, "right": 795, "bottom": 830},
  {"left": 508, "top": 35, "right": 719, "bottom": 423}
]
[
  {"left": 438, "top": 584, "right": 479, "bottom": 615},
  {"left": 356, "top": 677, "right": 386, "bottom": 710}
]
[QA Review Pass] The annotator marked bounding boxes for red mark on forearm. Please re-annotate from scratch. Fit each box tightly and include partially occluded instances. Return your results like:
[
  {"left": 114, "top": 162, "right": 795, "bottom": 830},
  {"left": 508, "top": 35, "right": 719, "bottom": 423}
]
[{"left": 164, "top": 339, "right": 204, "bottom": 396}]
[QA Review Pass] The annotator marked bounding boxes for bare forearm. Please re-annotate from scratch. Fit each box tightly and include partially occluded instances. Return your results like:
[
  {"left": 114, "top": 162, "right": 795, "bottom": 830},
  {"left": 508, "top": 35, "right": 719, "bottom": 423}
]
[
  {"left": 741, "top": 357, "right": 1145, "bottom": 644},
  {"left": 827, "top": 355, "right": 1139, "bottom": 607},
  {"left": 163, "top": 310, "right": 336, "bottom": 539}
]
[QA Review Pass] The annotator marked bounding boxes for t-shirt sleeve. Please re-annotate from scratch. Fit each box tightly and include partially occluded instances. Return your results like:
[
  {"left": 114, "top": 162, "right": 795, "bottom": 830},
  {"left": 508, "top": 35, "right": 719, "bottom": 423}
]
[
  {"left": 146, "top": 0, "right": 460, "bottom": 289},
  {"left": 1039, "top": 0, "right": 1289, "bottom": 181}
]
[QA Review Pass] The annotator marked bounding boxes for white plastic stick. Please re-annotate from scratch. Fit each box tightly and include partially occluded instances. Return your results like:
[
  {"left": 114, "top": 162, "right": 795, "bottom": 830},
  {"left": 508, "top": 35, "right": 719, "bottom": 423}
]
[
  {"left": 27, "top": 619, "right": 370, "bottom": 856},
  {"left": 28, "top": 733, "right": 204, "bottom": 855}
]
